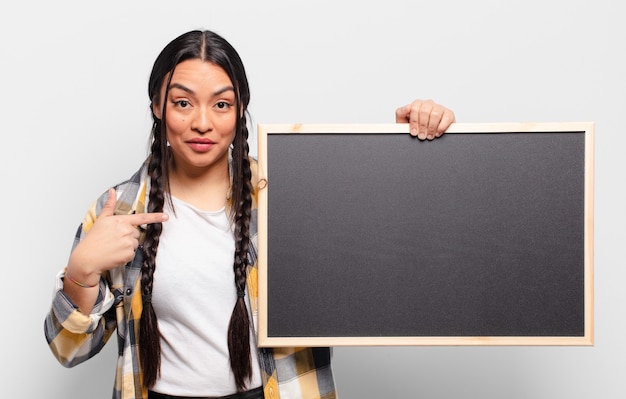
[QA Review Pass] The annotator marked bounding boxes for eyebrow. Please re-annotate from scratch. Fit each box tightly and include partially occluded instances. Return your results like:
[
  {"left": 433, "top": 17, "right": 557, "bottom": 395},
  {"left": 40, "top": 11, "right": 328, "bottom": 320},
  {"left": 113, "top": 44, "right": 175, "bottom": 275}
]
[{"left": 168, "top": 82, "right": 235, "bottom": 97}]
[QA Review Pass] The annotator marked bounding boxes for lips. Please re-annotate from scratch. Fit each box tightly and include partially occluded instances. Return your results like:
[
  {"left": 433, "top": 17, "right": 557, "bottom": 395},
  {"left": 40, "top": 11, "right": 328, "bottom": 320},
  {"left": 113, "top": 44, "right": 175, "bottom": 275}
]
[{"left": 186, "top": 138, "right": 216, "bottom": 152}]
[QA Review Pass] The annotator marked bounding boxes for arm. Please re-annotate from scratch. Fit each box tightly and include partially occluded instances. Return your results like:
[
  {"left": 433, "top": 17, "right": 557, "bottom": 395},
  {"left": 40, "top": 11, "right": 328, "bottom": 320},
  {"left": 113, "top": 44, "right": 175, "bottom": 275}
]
[
  {"left": 44, "top": 188, "right": 168, "bottom": 367},
  {"left": 44, "top": 198, "right": 118, "bottom": 368}
]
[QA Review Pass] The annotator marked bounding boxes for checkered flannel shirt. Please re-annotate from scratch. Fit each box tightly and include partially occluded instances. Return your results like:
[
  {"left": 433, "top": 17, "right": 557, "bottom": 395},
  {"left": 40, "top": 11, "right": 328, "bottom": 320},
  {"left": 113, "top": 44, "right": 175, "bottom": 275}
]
[{"left": 44, "top": 157, "right": 337, "bottom": 399}]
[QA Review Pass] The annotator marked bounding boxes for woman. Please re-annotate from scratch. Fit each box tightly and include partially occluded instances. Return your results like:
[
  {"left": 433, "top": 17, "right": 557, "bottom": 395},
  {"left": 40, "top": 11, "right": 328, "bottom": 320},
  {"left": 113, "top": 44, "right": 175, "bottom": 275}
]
[{"left": 44, "top": 29, "right": 455, "bottom": 399}]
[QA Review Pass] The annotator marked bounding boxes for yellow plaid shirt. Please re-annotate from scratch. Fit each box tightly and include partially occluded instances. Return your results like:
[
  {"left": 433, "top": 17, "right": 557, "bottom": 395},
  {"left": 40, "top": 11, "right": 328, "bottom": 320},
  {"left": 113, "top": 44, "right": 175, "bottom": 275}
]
[{"left": 44, "top": 157, "right": 337, "bottom": 399}]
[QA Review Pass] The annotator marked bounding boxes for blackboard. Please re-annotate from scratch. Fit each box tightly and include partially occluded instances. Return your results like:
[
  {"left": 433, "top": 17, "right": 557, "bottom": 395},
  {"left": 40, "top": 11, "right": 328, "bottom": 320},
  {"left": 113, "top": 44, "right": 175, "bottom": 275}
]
[{"left": 256, "top": 122, "right": 594, "bottom": 347}]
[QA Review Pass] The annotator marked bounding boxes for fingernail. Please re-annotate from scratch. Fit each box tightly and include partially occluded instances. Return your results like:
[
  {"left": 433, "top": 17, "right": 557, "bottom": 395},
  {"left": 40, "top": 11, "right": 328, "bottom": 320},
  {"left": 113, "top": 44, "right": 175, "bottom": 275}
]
[{"left": 411, "top": 128, "right": 418, "bottom": 137}]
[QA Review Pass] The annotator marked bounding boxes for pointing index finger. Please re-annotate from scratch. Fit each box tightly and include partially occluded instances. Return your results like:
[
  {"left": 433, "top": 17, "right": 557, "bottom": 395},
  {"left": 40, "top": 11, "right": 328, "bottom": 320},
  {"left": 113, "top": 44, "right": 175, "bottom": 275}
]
[{"left": 125, "top": 212, "right": 169, "bottom": 227}]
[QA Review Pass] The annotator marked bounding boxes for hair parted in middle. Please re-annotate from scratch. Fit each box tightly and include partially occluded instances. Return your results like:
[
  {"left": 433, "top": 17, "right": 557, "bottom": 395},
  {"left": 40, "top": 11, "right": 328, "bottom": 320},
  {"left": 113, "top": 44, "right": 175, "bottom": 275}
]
[{"left": 139, "top": 29, "right": 254, "bottom": 391}]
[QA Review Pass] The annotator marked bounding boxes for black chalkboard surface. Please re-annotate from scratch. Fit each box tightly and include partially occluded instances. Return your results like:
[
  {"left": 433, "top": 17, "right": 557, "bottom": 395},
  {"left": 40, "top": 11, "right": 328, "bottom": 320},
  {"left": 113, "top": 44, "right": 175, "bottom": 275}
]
[{"left": 256, "top": 123, "right": 594, "bottom": 347}]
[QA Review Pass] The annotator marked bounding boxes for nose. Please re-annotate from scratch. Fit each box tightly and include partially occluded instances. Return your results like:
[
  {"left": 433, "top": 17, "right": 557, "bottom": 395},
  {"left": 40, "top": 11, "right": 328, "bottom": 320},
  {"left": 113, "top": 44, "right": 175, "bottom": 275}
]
[{"left": 191, "top": 107, "right": 213, "bottom": 133}]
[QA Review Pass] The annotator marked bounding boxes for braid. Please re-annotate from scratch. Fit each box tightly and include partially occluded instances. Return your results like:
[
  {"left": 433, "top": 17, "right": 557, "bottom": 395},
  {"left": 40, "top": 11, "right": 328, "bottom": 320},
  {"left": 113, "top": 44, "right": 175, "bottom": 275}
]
[
  {"left": 227, "top": 116, "right": 254, "bottom": 391},
  {"left": 139, "top": 120, "right": 168, "bottom": 389}
]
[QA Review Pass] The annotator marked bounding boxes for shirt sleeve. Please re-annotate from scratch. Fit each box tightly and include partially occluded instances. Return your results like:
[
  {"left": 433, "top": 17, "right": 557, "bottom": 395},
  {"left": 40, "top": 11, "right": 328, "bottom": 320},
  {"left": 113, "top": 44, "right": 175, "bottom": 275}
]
[
  {"left": 44, "top": 266, "right": 117, "bottom": 368},
  {"left": 51, "top": 267, "right": 115, "bottom": 334},
  {"left": 44, "top": 194, "right": 119, "bottom": 368}
]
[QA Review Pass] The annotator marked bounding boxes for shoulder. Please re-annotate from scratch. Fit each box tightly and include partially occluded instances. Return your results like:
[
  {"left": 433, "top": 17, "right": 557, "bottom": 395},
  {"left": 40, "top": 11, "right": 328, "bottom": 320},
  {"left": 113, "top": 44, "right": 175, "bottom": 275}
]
[
  {"left": 94, "top": 159, "right": 150, "bottom": 216},
  {"left": 79, "top": 159, "right": 148, "bottom": 234}
]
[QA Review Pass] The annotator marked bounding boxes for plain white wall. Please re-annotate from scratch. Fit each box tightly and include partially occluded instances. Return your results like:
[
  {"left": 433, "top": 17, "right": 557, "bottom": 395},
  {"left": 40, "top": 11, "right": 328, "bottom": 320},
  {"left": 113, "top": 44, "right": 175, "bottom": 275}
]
[{"left": 2, "top": 0, "right": 624, "bottom": 398}]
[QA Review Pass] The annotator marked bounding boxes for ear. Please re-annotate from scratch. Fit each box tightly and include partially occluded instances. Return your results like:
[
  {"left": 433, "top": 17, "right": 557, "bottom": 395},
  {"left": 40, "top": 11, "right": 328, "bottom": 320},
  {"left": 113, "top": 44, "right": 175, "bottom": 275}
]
[{"left": 152, "top": 101, "right": 162, "bottom": 120}]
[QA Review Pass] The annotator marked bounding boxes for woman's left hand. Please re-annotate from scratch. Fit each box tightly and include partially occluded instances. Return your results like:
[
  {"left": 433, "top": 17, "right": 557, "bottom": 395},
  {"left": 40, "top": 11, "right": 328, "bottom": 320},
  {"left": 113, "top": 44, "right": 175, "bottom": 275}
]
[{"left": 395, "top": 99, "right": 456, "bottom": 140}]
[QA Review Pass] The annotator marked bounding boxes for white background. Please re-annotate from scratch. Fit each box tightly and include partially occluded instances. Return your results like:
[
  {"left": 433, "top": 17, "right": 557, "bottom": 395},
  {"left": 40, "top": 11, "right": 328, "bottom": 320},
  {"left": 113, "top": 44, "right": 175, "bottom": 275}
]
[{"left": 1, "top": 0, "right": 624, "bottom": 398}]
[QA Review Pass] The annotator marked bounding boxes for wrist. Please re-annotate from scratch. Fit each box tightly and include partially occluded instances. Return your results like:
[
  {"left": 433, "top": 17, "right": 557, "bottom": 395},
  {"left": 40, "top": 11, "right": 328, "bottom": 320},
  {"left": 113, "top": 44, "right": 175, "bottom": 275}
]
[{"left": 64, "top": 266, "right": 101, "bottom": 288}]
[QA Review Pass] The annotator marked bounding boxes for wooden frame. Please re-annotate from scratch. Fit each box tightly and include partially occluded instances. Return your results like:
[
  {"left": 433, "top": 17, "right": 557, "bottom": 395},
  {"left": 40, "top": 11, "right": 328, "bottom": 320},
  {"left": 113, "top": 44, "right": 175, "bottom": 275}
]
[{"left": 256, "top": 122, "right": 594, "bottom": 347}]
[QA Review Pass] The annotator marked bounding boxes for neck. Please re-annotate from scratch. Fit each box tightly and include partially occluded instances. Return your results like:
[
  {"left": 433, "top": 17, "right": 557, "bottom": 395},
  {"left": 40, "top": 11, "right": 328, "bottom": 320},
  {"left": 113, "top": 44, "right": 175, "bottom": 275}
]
[{"left": 168, "top": 159, "right": 230, "bottom": 212}]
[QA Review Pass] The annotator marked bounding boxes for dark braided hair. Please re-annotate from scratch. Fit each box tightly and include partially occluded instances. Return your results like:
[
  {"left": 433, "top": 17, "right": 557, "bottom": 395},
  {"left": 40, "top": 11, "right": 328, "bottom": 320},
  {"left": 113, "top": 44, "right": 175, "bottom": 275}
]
[{"left": 140, "top": 30, "right": 253, "bottom": 391}]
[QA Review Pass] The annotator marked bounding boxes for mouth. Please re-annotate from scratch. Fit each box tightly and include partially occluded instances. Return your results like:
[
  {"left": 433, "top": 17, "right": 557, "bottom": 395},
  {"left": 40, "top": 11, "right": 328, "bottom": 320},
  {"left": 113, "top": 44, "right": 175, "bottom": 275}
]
[
  {"left": 186, "top": 138, "right": 216, "bottom": 152},
  {"left": 187, "top": 138, "right": 216, "bottom": 145}
]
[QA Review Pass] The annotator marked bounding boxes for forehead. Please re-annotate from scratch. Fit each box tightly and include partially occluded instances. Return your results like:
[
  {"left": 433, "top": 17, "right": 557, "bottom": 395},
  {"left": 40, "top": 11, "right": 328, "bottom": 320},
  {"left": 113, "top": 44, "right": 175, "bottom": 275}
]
[{"left": 169, "top": 59, "right": 233, "bottom": 89}]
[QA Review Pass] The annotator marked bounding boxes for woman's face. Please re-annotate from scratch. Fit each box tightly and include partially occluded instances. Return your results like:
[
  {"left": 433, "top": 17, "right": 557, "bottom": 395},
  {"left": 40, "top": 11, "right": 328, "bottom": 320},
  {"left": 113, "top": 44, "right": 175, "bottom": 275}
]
[{"left": 154, "top": 59, "right": 237, "bottom": 174}]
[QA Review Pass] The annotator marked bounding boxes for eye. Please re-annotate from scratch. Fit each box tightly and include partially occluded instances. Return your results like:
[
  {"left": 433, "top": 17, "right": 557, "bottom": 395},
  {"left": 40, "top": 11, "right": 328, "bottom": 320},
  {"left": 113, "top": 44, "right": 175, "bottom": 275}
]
[
  {"left": 215, "top": 101, "right": 232, "bottom": 110},
  {"left": 173, "top": 100, "right": 190, "bottom": 108}
]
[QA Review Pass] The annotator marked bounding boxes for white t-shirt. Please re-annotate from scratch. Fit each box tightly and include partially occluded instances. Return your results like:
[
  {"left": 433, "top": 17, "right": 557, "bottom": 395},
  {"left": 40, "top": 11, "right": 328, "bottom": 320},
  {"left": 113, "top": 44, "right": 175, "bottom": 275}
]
[{"left": 150, "top": 196, "right": 262, "bottom": 396}]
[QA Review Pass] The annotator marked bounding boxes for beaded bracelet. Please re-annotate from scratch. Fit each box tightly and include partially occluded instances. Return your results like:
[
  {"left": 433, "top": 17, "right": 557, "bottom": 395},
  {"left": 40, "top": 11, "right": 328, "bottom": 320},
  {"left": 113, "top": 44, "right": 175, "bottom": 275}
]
[{"left": 64, "top": 267, "right": 99, "bottom": 288}]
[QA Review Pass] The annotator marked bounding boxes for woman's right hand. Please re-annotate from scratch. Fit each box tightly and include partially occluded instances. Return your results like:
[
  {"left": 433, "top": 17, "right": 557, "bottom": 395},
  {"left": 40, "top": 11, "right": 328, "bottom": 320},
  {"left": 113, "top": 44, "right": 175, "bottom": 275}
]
[{"left": 66, "top": 188, "right": 169, "bottom": 287}]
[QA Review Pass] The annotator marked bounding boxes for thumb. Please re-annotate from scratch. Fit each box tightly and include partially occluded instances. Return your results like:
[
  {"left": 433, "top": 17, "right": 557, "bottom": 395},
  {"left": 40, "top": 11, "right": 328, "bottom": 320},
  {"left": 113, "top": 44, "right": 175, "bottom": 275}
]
[{"left": 100, "top": 188, "right": 117, "bottom": 217}]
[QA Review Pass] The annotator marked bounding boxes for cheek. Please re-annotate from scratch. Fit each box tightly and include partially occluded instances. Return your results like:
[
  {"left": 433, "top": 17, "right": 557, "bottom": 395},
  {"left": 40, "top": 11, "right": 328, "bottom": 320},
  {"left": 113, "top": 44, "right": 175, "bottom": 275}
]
[
  {"left": 164, "top": 117, "right": 188, "bottom": 138},
  {"left": 217, "top": 114, "right": 238, "bottom": 137}
]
